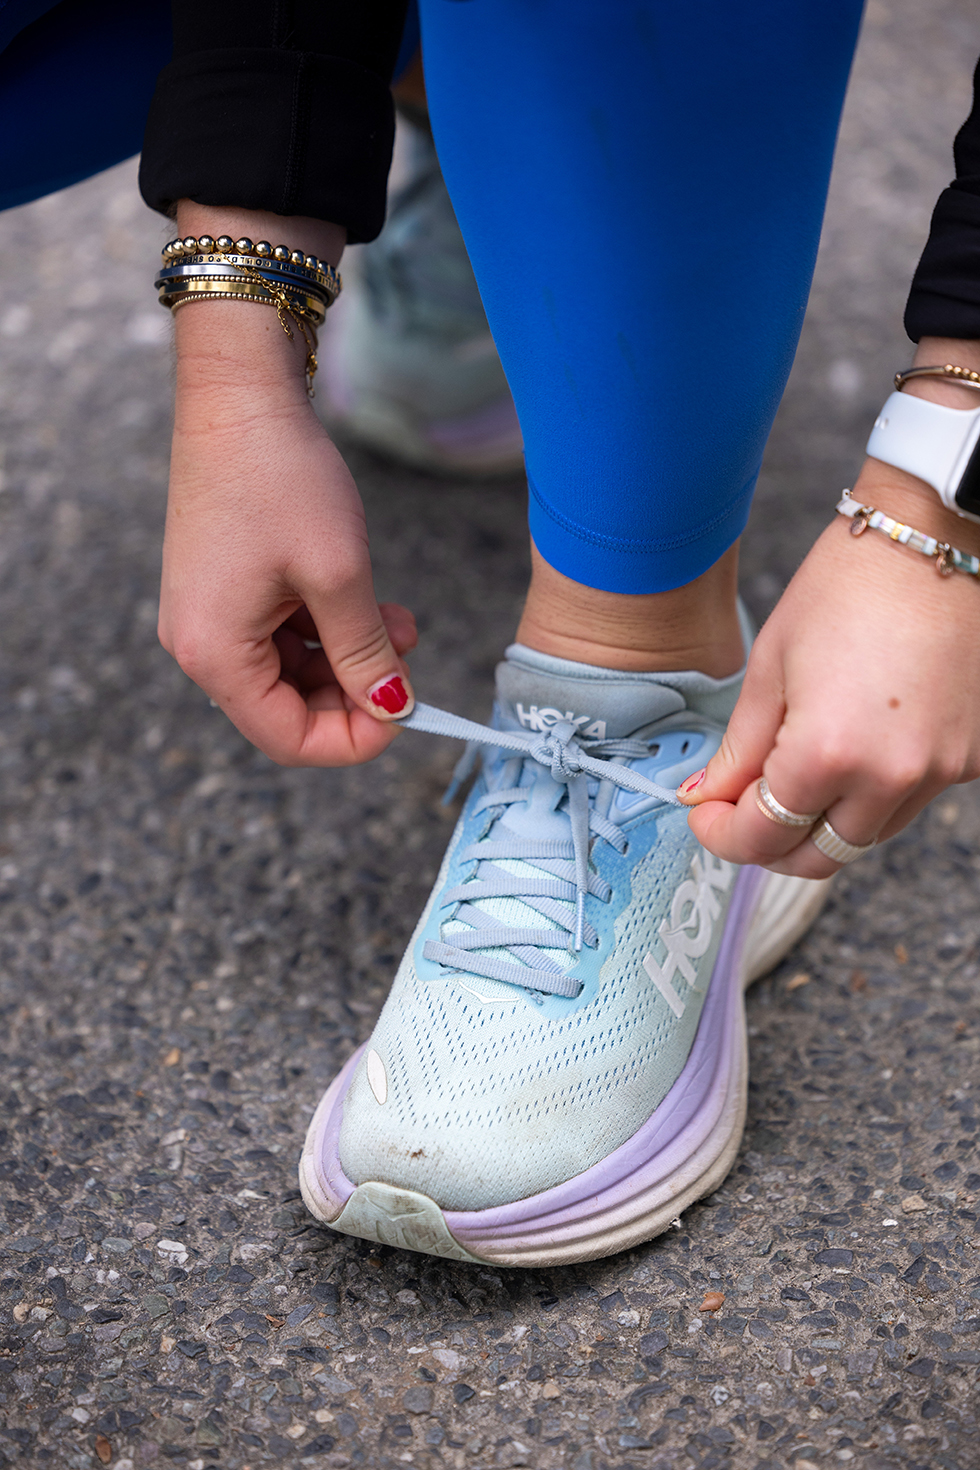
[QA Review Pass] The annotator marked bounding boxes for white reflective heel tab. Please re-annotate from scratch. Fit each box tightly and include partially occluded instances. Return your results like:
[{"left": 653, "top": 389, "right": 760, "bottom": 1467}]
[{"left": 866, "top": 391, "right": 980, "bottom": 519}]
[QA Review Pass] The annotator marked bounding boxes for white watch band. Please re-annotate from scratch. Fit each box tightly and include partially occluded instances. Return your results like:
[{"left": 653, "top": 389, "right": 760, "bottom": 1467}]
[{"left": 866, "top": 391, "right": 980, "bottom": 522}]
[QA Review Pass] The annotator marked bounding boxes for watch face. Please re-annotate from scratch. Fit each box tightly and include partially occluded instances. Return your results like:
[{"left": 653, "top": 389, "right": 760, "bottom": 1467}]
[{"left": 955, "top": 434, "right": 980, "bottom": 517}]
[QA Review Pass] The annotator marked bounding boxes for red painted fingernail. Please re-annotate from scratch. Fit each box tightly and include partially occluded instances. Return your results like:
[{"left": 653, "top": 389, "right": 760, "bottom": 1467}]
[
  {"left": 368, "top": 675, "right": 410, "bottom": 715},
  {"left": 678, "top": 768, "right": 706, "bottom": 797}
]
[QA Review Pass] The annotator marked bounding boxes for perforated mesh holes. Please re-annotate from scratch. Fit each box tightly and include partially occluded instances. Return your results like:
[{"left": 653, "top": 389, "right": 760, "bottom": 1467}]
[{"left": 338, "top": 812, "right": 738, "bottom": 1210}]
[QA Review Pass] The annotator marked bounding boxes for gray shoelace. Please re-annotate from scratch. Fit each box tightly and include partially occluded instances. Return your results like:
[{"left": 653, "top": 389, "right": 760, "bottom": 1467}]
[{"left": 399, "top": 702, "right": 682, "bottom": 998}]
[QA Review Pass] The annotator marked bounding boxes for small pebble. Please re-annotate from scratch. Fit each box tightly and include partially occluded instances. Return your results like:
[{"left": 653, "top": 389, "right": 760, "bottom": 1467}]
[
  {"left": 902, "top": 1194, "right": 928, "bottom": 1213},
  {"left": 786, "top": 972, "right": 810, "bottom": 991},
  {"left": 700, "top": 1291, "right": 725, "bottom": 1312}
]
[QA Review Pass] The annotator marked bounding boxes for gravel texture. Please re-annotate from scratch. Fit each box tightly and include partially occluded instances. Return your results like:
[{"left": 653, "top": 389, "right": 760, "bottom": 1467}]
[{"left": 3, "top": 4, "right": 980, "bottom": 1467}]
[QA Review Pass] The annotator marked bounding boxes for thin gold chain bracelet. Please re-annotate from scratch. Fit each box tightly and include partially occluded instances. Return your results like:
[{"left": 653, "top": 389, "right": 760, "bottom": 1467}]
[{"left": 157, "top": 233, "right": 342, "bottom": 396}]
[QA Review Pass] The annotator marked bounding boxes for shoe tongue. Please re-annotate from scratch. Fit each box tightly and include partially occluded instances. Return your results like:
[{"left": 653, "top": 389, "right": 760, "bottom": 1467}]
[{"left": 495, "top": 643, "right": 686, "bottom": 739}]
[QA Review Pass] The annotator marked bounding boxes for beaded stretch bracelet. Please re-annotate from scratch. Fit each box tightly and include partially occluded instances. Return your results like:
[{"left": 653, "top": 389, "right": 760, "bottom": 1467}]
[
  {"left": 894, "top": 363, "right": 980, "bottom": 393},
  {"left": 835, "top": 488, "right": 980, "bottom": 579},
  {"left": 156, "top": 234, "right": 342, "bottom": 396},
  {"left": 161, "top": 235, "right": 341, "bottom": 301}
]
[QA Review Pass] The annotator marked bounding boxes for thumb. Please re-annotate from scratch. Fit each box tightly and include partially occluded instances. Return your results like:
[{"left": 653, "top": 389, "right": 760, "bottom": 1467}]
[
  {"left": 676, "top": 652, "right": 784, "bottom": 807},
  {"left": 308, "top": 558, "right": 416, "bottom": 723}
]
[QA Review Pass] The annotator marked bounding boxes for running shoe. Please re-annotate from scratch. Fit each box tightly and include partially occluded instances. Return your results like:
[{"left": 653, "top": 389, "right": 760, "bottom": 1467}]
[
  {"left": 300, "top": 641, "right": 831, "bottom": 1266},
  {"left": 321, "top": 114, "right": 524, "bottom": 478}
]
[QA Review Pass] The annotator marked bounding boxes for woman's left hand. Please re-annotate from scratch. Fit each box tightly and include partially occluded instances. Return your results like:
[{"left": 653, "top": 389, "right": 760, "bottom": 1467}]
[{"left": 678, "top": 456, "right": 980, "bottom": 876}]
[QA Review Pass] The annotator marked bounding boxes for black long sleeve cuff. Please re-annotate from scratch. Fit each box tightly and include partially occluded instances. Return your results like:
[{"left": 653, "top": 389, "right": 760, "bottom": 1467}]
[
  {"left": 139, "top": 2, "right": 409, "bottom": 244},
  {"left": 905, "top": 189, "right": 980, "bottom": 342},
  {"left": 906, "top": 55, "right": 980, "bottom": 342}
]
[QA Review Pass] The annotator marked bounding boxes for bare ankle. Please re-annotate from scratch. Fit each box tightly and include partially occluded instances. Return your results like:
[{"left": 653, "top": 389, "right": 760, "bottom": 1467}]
[{"left": 516, "top": 543, "right": 744, "bottom": 679}]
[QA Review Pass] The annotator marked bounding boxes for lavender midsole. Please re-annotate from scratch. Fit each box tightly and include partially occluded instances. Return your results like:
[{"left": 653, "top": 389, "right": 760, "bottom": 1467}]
[{"left": 308, "top": 864, "right": 764, "bottom": 1250}]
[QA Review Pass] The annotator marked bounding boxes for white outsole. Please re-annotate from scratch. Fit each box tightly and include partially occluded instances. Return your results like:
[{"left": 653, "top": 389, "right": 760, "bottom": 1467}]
[{"left": 299, "top": 870, "right": 833, "bottom": 1266}]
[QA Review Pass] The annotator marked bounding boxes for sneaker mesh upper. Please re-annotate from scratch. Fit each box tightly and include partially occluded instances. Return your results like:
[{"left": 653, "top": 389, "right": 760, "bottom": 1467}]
[{"left": 338, "top": 786, "right": 737, "bottom": 1209}]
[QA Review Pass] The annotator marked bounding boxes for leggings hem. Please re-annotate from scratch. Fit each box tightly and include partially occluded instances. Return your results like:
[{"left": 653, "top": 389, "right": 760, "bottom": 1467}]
[{"left": 527, "top": 475, "right": 756, "bottom": 595}]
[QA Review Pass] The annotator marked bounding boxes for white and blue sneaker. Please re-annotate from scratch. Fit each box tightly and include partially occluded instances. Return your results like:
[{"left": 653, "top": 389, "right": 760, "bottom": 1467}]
[
  {"left": 300, "top": 642, "right": 831, "bottom": 1266},
  {"left": 321, "top": 113, "right": 523, "bottom": 478}
]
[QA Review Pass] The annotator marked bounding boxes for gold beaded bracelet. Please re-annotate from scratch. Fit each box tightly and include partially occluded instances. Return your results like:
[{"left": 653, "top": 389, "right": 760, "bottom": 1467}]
[
  {"left": 894, "top": 364, "right": 980, "bottom": 393},
  {"left": 156, "top": 234, "right": 343, "bottom": 397},
  {"left": 161, "top": 235, "right": 341, "bottom": 301}
]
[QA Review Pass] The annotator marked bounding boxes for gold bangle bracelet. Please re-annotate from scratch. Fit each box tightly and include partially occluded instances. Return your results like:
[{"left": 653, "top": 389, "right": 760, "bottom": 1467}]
[
  {"left": 894, "top": 364, "right": 980, "bottom": 394},
  {"left": 168, "top": 286, "right": 321, "bottom": 397},
  {"left": 168, "top": 287, "right": 318, "bottom": 315},
  {"left": 160, "top": 278, "right": 327, "bottom": 327}
]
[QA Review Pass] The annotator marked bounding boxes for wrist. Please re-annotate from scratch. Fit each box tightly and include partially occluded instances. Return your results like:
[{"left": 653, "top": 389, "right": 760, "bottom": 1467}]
[
  {"left": 858, "top": 338, "right": 980, "bottom": 542},
  {"left": 169, "top": 202, "right": 345, "bottom": 404},
  {"left": 174, "top": 202, "right": 345, "bottom": 270},
  {"left": 852, "top": 458, "right": 980, "bottom": 557},
  {"left": 173, "top": 298, "right": 317, "bottom": 405}
]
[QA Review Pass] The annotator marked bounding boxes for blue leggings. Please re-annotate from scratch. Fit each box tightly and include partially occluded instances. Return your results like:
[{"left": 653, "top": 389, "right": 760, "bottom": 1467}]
[
  {"left": 2, "top": 0, "right": 864, "bottom": 596},
  {"left": 418, "top": 0, "right": 864, "bottom": 592},
  {"left": 0, "top": 0, "right": 170, "bottom": 212}
]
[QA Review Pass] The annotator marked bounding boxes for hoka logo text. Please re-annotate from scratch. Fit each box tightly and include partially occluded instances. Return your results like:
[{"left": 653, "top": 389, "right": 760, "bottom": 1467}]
[
  {"left": 515, "top": 703, "right": 607, "bottom": 740},
  {"left": 642, "top": 852, "right": 734, "bottom": 1018}
]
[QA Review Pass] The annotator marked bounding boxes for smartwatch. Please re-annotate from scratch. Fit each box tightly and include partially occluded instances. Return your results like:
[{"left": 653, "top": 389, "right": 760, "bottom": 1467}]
[{"left": 866, "top": 390, "right": 980, "bottom": 523}]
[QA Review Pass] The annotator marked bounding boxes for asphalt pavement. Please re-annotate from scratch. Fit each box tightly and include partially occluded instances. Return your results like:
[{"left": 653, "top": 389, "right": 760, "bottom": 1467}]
[{"left": 3, "top": 4, "right": 980, "bottom": 1467}]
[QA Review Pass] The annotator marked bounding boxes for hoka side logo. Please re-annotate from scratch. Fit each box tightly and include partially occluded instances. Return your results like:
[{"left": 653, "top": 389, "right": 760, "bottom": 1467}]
[
  {"left": 515, "top": 703, "right": 607, "bottom": 740},
  {"left": 642, "top": 852, "right": 734, "bottom": 1018}
]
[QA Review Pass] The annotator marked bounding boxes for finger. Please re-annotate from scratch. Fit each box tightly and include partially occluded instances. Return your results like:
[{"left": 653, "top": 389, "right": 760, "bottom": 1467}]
[
  {"left": 687, "top": 780, "right": 820, "bottom": 868},
  {"left": 768, "top": 768, "right": 946, "bottom": 878},
  {"left": 199, "top": 628, "right": 404, "bottom": 767},
  {"left": 273, "top": 624, "right": 336, "bottom": 693},
  {"left": 876, "top": 777, "right": 953, "bottom": 843},
  {"left": 680, "top": 646, "right": 820, "bottom": 866},
  {"left": 282, "top": 601, "right": 418, "bottom": 658},
  {"left": 304, "top": 550, "right": 416, "bottom": 724},
  {"left": 379, "top": 602, "right": 418, "bottom": 657},
  {"left": 274, "top": 602, "right": 417, "bottom": 698},
  {"left": 676, "top": 641, "right": 786, "bottom": 808},
  {"left": 691, "top": 735, "right": 916, "bottom": 871}
]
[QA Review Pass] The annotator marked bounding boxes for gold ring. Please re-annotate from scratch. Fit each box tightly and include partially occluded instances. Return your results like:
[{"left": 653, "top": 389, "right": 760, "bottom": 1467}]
[{"left": 755, "top": 777, "right": 821, "bottom": 829}]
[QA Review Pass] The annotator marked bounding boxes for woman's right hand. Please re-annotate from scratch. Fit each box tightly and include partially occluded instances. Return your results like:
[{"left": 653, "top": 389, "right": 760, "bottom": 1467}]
[{"left": 159, "top": 273, "right": 416, "bottom": 768}]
